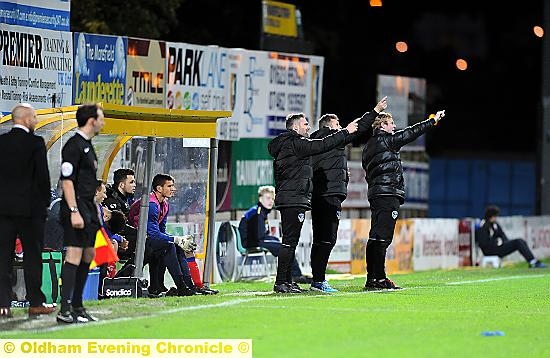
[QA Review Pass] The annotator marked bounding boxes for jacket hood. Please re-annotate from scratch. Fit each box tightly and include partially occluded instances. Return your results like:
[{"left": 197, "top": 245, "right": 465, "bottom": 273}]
[{"left": 268, "top": 131, "right": 297, "bottom": 157}]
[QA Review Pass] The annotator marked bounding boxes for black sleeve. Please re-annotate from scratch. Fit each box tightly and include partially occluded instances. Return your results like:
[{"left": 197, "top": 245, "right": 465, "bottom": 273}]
[
  {"left": 495, "top": 223, "right": 509, "bottom": 242},
  {"left": 293, "top": 129, "right": 348, "bottom": 158},
  {"left": 35, "top": 136, "right": 51, "bottom": 208},
  {"left": 387, "top": 118, "right": 435, "bottom": 151},
  {"left": 475, "top": 224, "right": 492, "bottom": 249},
  {"left": 345, "top": 110, "right": 377, "bottom": 144},
  {"left": 60, "top": 139, "right": 80, "bottom": 182}
]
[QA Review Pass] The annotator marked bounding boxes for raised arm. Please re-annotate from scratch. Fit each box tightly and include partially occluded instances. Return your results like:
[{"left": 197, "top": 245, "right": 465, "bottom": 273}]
[
  {"left": 387, "top": 110, "right": 445, "bottom": 151},
  {"left": 347, "top": 96, "right": 388, "bottom": 144}
]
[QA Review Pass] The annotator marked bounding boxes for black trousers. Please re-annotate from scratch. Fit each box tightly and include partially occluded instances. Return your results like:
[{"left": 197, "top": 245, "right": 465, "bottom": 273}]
[
  {"left": 276, "top": 207, "right": 306, "bottom": 285},
  {"left": 366, "top": 196, "right": 400, "bottom": 280},
  {"left": 311, "top": 195, "right": 342, "bottom": 282},
  {"left": 0, "top": 215, "right": 46, "bottom": 307},
  {"left": 483, "top": 239, "right": 535, "bottom": 262}
]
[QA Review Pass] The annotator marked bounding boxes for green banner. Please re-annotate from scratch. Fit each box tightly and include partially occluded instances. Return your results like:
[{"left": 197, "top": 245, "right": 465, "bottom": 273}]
[{"left": 231, "top": 138, "right": 274, "bottom": 209}]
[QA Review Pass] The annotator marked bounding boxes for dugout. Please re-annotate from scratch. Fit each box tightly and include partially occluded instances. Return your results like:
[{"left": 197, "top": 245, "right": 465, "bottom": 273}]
[{"left": 0, "top": 104, "right": 231, "bottom": 287}]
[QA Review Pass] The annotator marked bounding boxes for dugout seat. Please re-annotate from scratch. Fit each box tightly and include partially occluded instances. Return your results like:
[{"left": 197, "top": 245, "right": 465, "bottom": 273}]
[{"left": 231, "top": 224, "right": 270, "bottom": 280}]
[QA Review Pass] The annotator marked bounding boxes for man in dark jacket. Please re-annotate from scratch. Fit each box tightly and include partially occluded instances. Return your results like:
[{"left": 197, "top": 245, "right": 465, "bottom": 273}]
[
  {"left": 238, "top": 185, "right": 309, "bottom": 283},
  {"left": 309, "top": 97, "right": 388, "bottom": 293},
  {"left": 476, "top": 205, "right": 546, "bottom": 268},
  {"left": 267, "top": 113, "right": 359, "bottom": 293},
  {"left": 0, "top": 103, "right": 55, "bottom": 318},
  {"left": 104, "top": 168, "right": 136, "bottom": 215},
  {"left": 104, "top": 168, "right": 137, "bottom": 261},
  {"left": 362, "top": 109, "right": 445, "bottom": 290}
]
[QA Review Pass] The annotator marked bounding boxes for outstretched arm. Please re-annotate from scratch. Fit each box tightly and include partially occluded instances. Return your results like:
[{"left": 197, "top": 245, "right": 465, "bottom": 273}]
[
  {"left": 294, "top": 118, "right": 359, "bottom": 157},
  {"left": 388, "top": 110, "right": 445, "bottom": 150}
]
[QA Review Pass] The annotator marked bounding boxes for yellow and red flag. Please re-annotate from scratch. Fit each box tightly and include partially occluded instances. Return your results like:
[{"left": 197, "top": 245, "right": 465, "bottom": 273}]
[{"left": 90, "top": 226, "right": 119, "bottom": 269}]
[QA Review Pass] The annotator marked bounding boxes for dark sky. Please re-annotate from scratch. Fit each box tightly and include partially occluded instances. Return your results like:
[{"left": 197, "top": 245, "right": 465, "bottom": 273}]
[{"left": 170, "top": 1, "right": 544, "bottom": 157}]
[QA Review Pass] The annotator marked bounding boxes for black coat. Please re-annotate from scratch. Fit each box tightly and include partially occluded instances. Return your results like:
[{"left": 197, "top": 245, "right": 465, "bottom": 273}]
[
  {"left": 362, "top": 118, "right": 435, "bottom": 203},
  {"left": 310, "top": 110, "right": 377, "bottom": 199},
  {"left": 0, "top": 127, "right": 50, "bottom": 217},
  {"left": 268, "top": 128, "right": 349, "bottom": 210},
  {"left": 475, "top": 220, "right": 509, "bottom": 252}
]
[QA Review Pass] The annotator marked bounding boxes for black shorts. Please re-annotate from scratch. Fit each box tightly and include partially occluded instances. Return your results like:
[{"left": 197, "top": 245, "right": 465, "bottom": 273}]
[{"left": 60, "top": 198, "right": 100, "bottom": 248}]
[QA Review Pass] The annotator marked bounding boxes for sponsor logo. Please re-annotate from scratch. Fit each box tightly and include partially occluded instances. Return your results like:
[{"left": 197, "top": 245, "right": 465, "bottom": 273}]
[
  {"left": 298, "top": 213, "right": 305, "bottom": 222},
  {"left": 336, "top": 210, "right": 341, "bottom": 220},
  {"left": 392, "top": 210, "right": 398, "bottom": 219},
  {"left": 105, "top": 288, "right": 133, "bottom": 297}
]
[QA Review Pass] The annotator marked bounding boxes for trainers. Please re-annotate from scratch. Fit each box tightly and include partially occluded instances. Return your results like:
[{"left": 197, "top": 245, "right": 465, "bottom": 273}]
[
  {"left": 56, "top": 310, "right": 76, "bottom": 324},
  {"left": 289, "top": 282, "right": 307, "bottom": 293},
  {"left": 73, "top": 307, "right": 98, "bottom": 322},
  {"left": 310, "top": 280, "right": 339, "bottom": 293},
  {"left": 364, "top": 278, "right": 403, "bottom": 291},
  {"left": 177, "top": 287, "right": 197, "bottom": 296},
  {"left": 273, "top": 283, "right": 302, "bottom": 293},
  {"left": 195, "top": 287, "right": 219, "bottom": 295},
  {"left": 529, "top": 261, "right": 547, "bottom": 268}
]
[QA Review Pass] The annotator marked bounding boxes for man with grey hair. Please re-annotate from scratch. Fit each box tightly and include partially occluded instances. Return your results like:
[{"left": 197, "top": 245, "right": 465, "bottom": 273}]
[
  {"left": 0, "top": 103, "right": 55, "bottom": 318},
  {"left": 268, "top": 112, "right": 360, "bottom": 293}
]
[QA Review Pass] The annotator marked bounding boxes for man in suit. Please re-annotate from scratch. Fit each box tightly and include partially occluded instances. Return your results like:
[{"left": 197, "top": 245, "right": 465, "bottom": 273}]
[{"left": 0, "top": 103, "right": 55, "bottom": 318}]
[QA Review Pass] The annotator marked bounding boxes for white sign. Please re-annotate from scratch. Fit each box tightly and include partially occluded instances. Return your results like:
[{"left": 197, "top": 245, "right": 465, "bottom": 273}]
[
  {"left": 413, "top": 218, "right": 459, "bottom": 271},
  {"left": 0, "top": 24, "right": 72, "bottom": 114},
  {"left": 166, "top": 42, "right": 228, "bottom": 112}
]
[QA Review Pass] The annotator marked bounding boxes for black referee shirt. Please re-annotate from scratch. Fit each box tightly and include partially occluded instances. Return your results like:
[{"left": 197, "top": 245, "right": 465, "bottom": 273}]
[{"left": 60, "top": 132, "right": 98, "bottom": 201}]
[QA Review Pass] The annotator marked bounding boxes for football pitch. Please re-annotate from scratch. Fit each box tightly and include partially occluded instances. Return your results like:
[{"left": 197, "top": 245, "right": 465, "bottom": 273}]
[{"left": 2, "top": 262, "right": 549, "bottom": 357}]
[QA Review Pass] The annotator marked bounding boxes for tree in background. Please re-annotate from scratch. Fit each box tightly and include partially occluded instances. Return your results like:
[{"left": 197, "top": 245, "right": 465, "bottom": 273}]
[{"left": 71, "top": 0, "right": 183, "bottom": 39}]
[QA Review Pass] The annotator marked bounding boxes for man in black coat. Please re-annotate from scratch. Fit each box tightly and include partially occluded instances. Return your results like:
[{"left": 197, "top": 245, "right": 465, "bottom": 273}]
[
  {"left": 0, "top": 103, "right": 55, "bottom": 318},
  {"left": 267, "top": 113, "right": 359, "bottom": 293},
  {"left": 308, "top": 97, "right": 387, "bottom": 293},
  {"left": 476, "top": 205, "right": 546, "bottom": 268},
  {"left": 362, "top": 109, "right": 445, "bottom": 290}
]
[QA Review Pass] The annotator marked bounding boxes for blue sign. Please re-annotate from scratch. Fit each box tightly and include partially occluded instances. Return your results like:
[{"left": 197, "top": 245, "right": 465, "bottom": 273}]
[{"left": 73, "top": 32, "right": 127, "bottom": 105}]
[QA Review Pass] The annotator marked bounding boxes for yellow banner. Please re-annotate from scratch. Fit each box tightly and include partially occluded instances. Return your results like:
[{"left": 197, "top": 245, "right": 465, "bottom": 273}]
[
  {"left": 386, "top": 219, "right": 414, "bottom": 274},
  {"left": 262, "top": 0, "right": 297, "bottom": 37},
  {"left": 0, "top": 339, "right": 252, "bottom": 357}
]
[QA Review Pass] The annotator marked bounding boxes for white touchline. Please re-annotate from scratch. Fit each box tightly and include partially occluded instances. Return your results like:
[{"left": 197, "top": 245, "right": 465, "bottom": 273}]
[
  {"left": 0, "top": 299, "right": 254, "bottom": 336},
  {"left": 446, "top": 274, "right": 546, "bottom": 285}
]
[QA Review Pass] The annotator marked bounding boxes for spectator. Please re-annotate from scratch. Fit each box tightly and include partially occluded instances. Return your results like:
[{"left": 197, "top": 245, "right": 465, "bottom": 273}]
[
  {"left": 238, "top": 185, "right": 311, "bottom": 283},
  {"left": 0, "top": 103, "right": 55, "bottom": 318},
  {"left": 476, "top": 205, "right": 546, "bottom": 268}
]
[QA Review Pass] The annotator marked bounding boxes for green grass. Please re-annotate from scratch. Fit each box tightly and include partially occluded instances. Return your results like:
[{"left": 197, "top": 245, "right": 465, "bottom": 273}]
[{"left": 2, "top": 262, "right": 550, "bottom": 357}]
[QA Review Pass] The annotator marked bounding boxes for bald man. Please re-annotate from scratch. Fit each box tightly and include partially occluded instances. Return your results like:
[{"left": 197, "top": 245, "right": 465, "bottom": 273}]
[{"left": 0, "top": 103, "right": 55, "bottom": 318}]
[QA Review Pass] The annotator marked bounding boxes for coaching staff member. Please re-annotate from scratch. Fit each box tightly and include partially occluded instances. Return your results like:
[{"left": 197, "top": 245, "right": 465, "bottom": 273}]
[
  {"left": 362, "top": 109, "right": 445, "bottom": 290},
  {"left": 309, "top": 96, "right": 387, "bottom": 293},
  {"left": 268, "top": 112, "right": 359, "bottom": 293}
]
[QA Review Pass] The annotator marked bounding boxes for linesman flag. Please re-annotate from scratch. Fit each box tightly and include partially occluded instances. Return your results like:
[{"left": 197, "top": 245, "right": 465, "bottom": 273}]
[{"left": 90, "top": 226, "right": 119, "bottom": 269}]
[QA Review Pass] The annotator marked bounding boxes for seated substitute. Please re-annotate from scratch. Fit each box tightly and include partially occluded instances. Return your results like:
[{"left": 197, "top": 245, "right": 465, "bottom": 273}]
[
  {"left": 238, "top": 185, "right": 312, "bottom": 284},
  {"left": 476, "top": 205, "right": 546, "bottom": 268}
]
